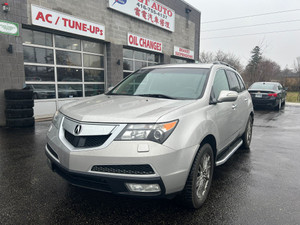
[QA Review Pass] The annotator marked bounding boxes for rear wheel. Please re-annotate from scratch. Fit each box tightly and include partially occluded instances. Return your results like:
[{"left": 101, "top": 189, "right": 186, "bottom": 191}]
[
  {"left": 181, "top": 143, "right": 214, "bottom": 209},
  {"left": 275, "top": 99, "right": 282, "bottom": 111}
]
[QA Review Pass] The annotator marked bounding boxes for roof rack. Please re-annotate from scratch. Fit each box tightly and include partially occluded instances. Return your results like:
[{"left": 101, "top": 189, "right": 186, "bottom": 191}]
[{"left": 213, "top": 61, "right": 236, "bottom": 71}]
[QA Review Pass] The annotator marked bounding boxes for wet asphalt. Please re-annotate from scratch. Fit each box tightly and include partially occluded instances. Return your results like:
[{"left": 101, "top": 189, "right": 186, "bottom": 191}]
[{"left": 0, "top": 104, "right": 300, "bottom": 225}]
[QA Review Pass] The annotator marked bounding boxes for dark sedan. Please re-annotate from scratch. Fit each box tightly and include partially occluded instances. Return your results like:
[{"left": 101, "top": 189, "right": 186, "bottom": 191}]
[{"left": 248, "top": 82, "right": 287, "bottom": 110}]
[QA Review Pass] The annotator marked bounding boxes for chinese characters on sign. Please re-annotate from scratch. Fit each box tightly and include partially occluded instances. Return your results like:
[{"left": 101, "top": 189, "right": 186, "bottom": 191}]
[
  {"left": 109, "top": 0, "right": 175, "bottom": 32},
  {"left": 128, "top": 33, "right": 162, "bottom": 53},
  {"left": 31, "top": 5, "right": 105, "bottom": 40},
  {"left": 174, "top": 46, "right": 194, "bottom": 60}
]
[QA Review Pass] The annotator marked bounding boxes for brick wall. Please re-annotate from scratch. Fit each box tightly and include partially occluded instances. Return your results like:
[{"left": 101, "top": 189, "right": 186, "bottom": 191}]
[{"left": 0, "top": 0, "right": 28, "bottom": 126}]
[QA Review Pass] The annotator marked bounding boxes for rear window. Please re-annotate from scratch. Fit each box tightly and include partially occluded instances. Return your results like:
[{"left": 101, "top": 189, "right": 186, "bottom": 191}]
[{"left": 249, "top": 83, "right": 276, "bottom": 90}]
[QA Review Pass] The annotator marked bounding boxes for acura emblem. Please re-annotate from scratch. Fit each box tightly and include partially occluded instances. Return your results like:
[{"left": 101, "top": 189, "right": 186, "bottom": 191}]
[{"left": 74, "top": 125, "right": 82, "bottom": 135}]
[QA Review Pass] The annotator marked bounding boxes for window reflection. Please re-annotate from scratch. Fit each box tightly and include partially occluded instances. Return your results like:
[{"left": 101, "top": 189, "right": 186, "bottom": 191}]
[
  {"left": 55, "top": 35, "right": 81, "bottom": 50},
  {"left": 57, "top": 68, "right": 82, "bottom": 82},
  {"left": 83, "top": 54, "right": 104, "bottom": 68},
  {"left": 25, "top": 66, "right": 54, "bottom": 82},
  {"left": 58, "top": 84, "right": 82, "bottom": 98},
  {"left": 26, "top": 84, "right": 55, "bottom": 99},
  {"left": 23, "top": 46, "right": 54, "bottom": 64},
  {"left": 85, "top": 84, "right": 104, "bottom": 96},
  {"left": 84, "top": 69, "right": 104, "bottom": 82},
  {"left": 56, "top": 50, "right": 81, "bottom": 66},
  {"left": 23, "top": 29, "right": 52, "bottom": 46},
  {"left": 83, "top": 41, "right": 104, "bottom": 54}
]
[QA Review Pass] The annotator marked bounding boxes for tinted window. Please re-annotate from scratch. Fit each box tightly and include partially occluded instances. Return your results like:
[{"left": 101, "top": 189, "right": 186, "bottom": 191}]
[
  {"left": 236, "top": 74, "right": 246, "bottom": 91},
  {"left": 226, "top": 70, "right": 241, "bottom": 92},
  {"left": 212, "top": 70, "right": 230, "bottom": 99}
]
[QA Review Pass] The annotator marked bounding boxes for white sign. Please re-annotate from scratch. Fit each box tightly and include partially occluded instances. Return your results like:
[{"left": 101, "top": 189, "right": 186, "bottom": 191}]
[
  {"left": 128, "top": 33, "right": 162, "bottom": 53},
  {"left": 109, "top": 0, "right": 175, "bottom": 32},
  {"left": 31, "top": 5, "right": 105, "bottom": 40},
  {"left": 174, "top": 46, "right": 194, "bottom": 60}
]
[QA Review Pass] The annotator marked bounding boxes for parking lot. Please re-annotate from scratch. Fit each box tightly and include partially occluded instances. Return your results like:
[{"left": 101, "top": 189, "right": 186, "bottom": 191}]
[{"left": 1, "top": 104, "right": 300, "bottom": 225}]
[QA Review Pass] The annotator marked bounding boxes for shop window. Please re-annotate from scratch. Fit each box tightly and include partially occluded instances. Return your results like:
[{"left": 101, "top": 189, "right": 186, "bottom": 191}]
[
  {"left": 23, "top": 46, "right": 54, "bottom": 64},
  {"left": 23, "top": 29, "right": 52, "bottom": 46},
  {"left": 83, "top": 41, "right": 104, "bottom": 54},
  {"left": 84, "top": 69, "right": 104, "bottom": 82},
  {"left": 56, "top": 50, "right": 81, "bottom": 66},
  {"left": 58, "top": 84, "right": 82, "bottom": 98},
  {"left": 25, "top": 66, "right": 54, "bottom": 82},
  {"left": 123, "top": 48, "right": 160, "bottom": 78},
  {"left": 23, "top": 29, "right": 106, "bottom": 101},
  {"left": 55, "top": 35, "right": 81, "bottom": 50},
  {"left": 83, "top": 54, "right": 104, "bottom": 68},
  {"left": 28, "top": 84, "right": 56, "bottom": 99},
  {"left": 85, "top": 84, "right": 104, "bottom": 96},
  {"left": 57, "top": 68, "right": 82, "bottom": 82}
]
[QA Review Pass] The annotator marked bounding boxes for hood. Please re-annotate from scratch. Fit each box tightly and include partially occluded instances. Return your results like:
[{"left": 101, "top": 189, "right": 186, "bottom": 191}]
[{"left": 60, "top": 94, "right": 194, "bottom": 123}]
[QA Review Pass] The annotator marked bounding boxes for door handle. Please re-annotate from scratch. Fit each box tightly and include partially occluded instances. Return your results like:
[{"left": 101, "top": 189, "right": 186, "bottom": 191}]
[
  {"left": 244, "top": 98, "right": 248, "bottom": 102},
  {"left": 232, "top": 104, "right": 237, "bottom": 109}
]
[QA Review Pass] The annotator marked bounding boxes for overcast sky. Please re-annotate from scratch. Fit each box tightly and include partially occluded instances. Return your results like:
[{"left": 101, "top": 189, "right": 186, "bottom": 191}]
[{"left": 184, "top": 0, "right": 300, "bottom": 70}]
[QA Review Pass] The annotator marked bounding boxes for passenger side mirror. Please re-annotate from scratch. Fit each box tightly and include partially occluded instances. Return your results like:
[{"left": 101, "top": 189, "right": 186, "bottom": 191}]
[{"left": 217, "top": 90, "right": 238, "bottom": 102}]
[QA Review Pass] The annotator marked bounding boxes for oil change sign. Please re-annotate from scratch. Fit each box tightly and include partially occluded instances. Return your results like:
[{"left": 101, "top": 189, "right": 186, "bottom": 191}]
[
  {"left": 31, "top": 5, "right": 105, "bottom": 40},
  {"left": 109, "top": 0, "right": 175, "bottom": 32},
  {"left": 128, "top": 33, "right": 162, "bottom": 53},
  {"left": 0, "top": 20, "right": 19, "bottom": 36}
]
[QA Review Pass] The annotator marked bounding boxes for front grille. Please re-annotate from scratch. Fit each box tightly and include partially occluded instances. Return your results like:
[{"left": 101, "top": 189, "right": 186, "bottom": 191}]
[
  {"left": 65, "top": 130, "right": 111, "bottom": 148},
  {"left": 91, "top": 164, "right": 155, "bottom": 175}
]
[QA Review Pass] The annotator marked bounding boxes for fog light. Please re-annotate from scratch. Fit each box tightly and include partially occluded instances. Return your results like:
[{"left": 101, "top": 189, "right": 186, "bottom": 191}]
[{"left": 126, "top": 183, "right": 161, "bottom": 193}]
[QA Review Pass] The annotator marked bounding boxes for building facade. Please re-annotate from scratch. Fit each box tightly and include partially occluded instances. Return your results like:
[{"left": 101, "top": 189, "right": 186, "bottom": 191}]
[{"left": 0, "top": 0, "right": 201, "bottom": 125}]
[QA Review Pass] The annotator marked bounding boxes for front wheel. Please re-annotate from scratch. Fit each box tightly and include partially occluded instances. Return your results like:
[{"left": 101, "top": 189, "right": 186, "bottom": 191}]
[
  {"left": 242, "top": 116, "right": 253, "bottom": 149},
  {"left": 181, "top": 143, "right": 214, "bottom": 209}
]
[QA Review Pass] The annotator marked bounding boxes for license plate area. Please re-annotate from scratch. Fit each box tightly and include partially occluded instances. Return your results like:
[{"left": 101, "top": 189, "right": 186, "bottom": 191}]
[{"left": 255, "top": 93, "right": 262, "bottom": 98}]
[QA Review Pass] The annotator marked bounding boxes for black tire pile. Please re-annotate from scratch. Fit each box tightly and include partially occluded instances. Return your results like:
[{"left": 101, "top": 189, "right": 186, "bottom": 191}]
[{"left": 5, "top": 89, "right": 35, "bottom": 127}]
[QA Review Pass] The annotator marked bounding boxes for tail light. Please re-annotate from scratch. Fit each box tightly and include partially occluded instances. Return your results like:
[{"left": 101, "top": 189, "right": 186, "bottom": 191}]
[{"left": 268, "top": 93, "right": 277, "bottom": 97}]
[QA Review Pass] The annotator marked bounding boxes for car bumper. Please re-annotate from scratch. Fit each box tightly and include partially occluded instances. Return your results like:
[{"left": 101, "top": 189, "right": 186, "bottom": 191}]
[
  {"left": 46, "top": 123, "right": 198, "bottom": 197},
  {"left": 251, "top": 98, "right": 278, "bottom": 107}
]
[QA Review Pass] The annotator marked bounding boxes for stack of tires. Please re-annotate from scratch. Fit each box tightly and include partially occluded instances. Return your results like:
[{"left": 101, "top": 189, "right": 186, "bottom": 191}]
[{"left": 5, "top": 89, "right": 35, "bottom": 127}]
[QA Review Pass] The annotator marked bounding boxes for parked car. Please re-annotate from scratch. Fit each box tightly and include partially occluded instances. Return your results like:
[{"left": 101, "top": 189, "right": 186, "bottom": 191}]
[
  {"left": 46, "top": 62, "right": 254, "bottom": 209},
  {"left": 248, "top": 82, "right": 287, "bottom": 110}
]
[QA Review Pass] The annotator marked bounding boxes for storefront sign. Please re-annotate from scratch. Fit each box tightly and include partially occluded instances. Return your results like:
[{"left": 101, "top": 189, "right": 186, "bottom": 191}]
[
  {"left": 109, "top": 0, "right": 175, "bottom": 32},
  {"left": 31, "top": 5, "right": 105, "bottom": 40},
  {"left": 0, "top": 20, "right": 19, "bottom": 36},
  {"left": 174, "top": 46, "right": 194, "bottom": 60},
  {"left": 128, "top": 33, "right": 162, "bottom": 53}
]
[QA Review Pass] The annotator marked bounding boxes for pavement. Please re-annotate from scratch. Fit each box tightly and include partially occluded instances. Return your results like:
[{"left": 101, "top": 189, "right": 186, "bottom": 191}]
[{"left": 0, "top": 104, "right": 300, "bottom": 225}]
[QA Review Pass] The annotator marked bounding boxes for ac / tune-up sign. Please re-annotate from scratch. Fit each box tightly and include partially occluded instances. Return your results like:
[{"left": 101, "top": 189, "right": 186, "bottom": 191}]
[
  {"left": 109, "top": 0, "right": 175, "bottom": 32},
  {"left": 31, "top": 5, "right": 105, "bottom": 40}
]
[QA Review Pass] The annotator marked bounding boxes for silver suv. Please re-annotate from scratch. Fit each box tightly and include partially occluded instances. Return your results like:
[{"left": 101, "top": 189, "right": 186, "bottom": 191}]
[{"left": 46, "top": 62, "right": 254, "bottom": 209}]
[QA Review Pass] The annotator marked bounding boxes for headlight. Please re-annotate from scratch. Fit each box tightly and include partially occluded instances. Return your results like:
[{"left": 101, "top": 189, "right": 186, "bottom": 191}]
[
  {"left": 116, "top": 120, "right": 178, "bottom": 144},
  {"left": 52, "top": 111, "right": 63, "bottom": 129}
]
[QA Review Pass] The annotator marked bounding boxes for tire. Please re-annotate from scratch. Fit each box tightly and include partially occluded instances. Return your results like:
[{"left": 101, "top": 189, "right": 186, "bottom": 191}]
[
  {"left": 6, "top": 99, "right": 34, "bottom": 109},
  {"left": 5, "top": 108, "right": 33, "bottom": 119},
  {"left": 181, "top": 143, "right": 214, "bottom": 209},
  {"left": 6, "top": 117, "right": 35, "bottom": 127},
  {"left": 4, "top": 89, "right": 33, "bottom": 100},
  {"left": 241, "top": 116, "right": 253, "bottom": 149},
  {"left": 275, "top": 99, "right": 282, "bottom": 111}
]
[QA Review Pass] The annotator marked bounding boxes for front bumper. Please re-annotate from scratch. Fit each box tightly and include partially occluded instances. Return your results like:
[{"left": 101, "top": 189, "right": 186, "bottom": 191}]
[
  {"left": 46, "top": 118, "right": 199, "bottom": 197},
  {"left": 46, "top": 148, "right": 166, "bottom": 197}
]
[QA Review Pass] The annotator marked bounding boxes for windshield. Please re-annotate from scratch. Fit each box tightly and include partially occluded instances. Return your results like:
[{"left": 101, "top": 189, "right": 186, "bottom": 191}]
[
  {"left": 108, "top": 68, "right": 210, "bottom": 100},
  {"left": 249, "top": 83, "right": 276, "bottom": 90}
]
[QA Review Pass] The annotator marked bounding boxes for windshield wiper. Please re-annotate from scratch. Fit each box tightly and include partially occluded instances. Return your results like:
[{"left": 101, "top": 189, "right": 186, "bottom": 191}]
[{"left": 135, "top": 94, "right": 176, "bottom": 99}]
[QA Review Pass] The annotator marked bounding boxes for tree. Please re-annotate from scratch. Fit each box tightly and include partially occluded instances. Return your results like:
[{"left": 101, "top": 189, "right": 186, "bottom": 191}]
[{"left": 199, "top": 50, "right": 243, "bottom": 72}]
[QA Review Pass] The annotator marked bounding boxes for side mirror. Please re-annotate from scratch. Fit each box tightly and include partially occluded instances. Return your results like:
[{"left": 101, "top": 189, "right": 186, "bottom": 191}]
[{"left": 218, "top": 90, "right": 238, "bottom": 102}]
